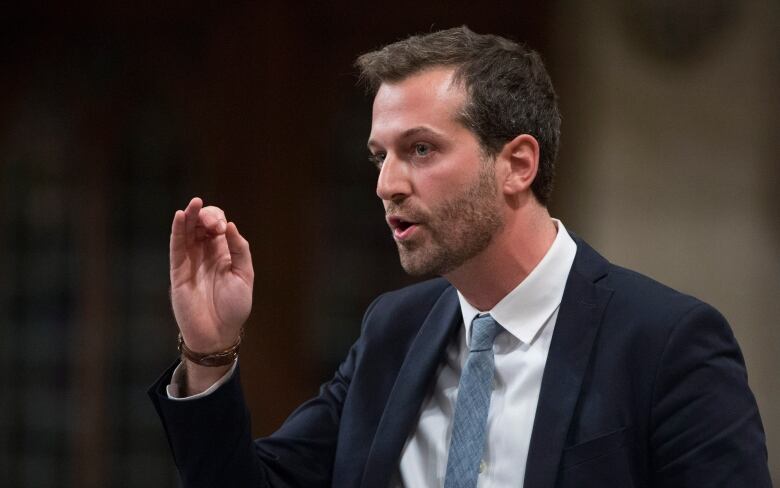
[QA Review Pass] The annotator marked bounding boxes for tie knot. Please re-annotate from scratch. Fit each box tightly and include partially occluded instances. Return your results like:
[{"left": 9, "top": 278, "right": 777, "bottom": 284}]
[{"left": 469, "top": 314, "right": 502, "bottom": 352}]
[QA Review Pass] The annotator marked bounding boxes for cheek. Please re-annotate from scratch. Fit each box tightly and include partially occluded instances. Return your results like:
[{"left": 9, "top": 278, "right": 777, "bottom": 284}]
[
  {"left": 427, "top": 155, "right": 484, "bottom": 192},
  {"left": 408, "top": 143, "right": 486, "bottom": 204},
  {"left": 412, "top": 172, "right": 453, "bottom": 207}
]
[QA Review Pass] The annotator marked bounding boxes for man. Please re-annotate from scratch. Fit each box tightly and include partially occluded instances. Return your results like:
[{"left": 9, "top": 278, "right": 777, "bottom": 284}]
[{"left": 149, "top": 27, "right": 771, "bottom": 487}]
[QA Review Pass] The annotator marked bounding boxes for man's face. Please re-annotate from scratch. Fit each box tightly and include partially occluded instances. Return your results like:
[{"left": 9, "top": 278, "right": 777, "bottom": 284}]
[{"left": 367, "top": 67, "right": 504, "bottom": 276}]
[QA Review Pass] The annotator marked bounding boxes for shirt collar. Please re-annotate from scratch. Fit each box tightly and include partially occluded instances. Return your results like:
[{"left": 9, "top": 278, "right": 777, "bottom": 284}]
[{"left": 457, "top": 219, "right": 577, "bottom": 346}]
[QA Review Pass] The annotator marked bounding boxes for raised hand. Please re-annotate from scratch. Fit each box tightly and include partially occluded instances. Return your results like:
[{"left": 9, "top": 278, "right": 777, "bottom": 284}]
[{"left": 169, "top": 197, "right": 254, "bottom": 384}]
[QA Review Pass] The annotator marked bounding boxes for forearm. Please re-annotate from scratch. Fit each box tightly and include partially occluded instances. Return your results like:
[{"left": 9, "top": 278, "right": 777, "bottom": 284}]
[
  {"left": 150, "top": 348, "right": 355, "bottom": 488},
  {"left": 149, "top": 362, "right": 268, "bottom": 487}
]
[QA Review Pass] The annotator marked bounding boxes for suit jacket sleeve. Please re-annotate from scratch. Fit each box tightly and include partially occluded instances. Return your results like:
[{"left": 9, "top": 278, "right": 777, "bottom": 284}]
[
  {"left": 649, "top": 302, "right": 772, "bottom": 486},
  {"left": 148, "top": 295, "right": 383, "bottom": 488}
]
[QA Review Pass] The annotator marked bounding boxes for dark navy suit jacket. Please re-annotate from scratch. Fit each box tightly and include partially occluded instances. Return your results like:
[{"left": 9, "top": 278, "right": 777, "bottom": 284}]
[{"left": 149, "top": 237, "right": 772, "bottom": 487}]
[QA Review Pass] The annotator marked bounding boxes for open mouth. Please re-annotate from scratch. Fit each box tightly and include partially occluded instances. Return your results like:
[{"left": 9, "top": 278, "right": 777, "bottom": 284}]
[{"left": 388, "top": 216, "right": 419, "bottom": 240}]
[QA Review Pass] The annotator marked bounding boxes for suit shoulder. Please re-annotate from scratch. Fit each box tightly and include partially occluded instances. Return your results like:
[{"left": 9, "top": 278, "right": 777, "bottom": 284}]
[
  {"left": 606, "top": 263, "right": 700, "bottom": 303},
  {"left": 572, "top": 235, "right": 715, "bottom": 319},
  {"left": 366, "top": 277, "right": 452, "bottom": 315},
  {"left": 600, "top": 262, "right": 727, "bottom": 332},
  {"left": 360, "top": 277, "right": 453, "bottom": 334}
]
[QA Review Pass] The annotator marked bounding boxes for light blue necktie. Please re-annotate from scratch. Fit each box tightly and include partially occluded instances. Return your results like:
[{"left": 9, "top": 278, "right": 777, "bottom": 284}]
[{"left": 444, "top": 314, "right": 503, "bottom": 488}]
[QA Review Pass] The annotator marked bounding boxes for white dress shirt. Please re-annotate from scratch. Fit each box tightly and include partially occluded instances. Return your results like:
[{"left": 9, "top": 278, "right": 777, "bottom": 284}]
[
  {"left": 167, "top": 359, "right": 237, "bottom": 400},
  {"left": 168, "top": 220, "right": 577, "bottom": 488},
  {"left": 395, "top": 220, "right": 576, "bottom": 487}
]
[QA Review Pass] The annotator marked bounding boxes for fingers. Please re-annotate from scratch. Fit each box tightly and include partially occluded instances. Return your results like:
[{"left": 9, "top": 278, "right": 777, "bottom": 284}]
[
  {"left": 184, "top": 197, "right": 203, "bottom": 247},
  {"left": 198, "top": 205, "right": 228, "bottom": 237},
  {"left": 172, "top": 198, "right": 241, "bottom": 278},
  {"left": 180, "top": 198, "right": 227, "bottom": 243},
  {"left": 225, "top": 222, "right": 254, "bottom": 284},
  {"left": 169, "top": 209, "right": 187, "bottom": 269}
]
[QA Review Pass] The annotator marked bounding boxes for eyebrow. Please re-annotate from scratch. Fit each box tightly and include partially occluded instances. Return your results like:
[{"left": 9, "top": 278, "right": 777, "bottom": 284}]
[{"left": 366, "top": 126, "right": 445, "bottom": 151}]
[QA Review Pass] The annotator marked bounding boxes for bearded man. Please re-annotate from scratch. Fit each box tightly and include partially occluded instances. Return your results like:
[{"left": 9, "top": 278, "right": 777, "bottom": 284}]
[{"left": 149, "top": 27, "right": 771, "bottom": 487}]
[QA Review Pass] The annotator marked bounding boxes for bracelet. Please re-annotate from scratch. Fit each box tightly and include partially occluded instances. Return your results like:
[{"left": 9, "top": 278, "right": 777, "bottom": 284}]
[{"left": 178, "top": 329, "right": 243, "bottom": 367}]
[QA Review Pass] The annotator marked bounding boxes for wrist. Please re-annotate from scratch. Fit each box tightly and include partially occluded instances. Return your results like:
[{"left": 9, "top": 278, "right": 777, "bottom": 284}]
[
  {"left": 176, "top": 329, "right": 243, "bottom": 396},
  {"left": 178, "top": 329, "right": 242, "bottom": 367},
  {"left": 181, "top": 359, "right": 233, "bottom": 396}
]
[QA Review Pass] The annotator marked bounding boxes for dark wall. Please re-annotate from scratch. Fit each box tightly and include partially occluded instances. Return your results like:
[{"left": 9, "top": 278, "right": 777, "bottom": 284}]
[{"left": 0, "top": 4, "right": 554, "bottom": 487}]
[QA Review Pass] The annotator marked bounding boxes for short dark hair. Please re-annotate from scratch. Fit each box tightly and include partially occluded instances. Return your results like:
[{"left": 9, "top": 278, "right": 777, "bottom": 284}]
[{"left": 356, "top": 26, "right": 561, "bottom": 206}]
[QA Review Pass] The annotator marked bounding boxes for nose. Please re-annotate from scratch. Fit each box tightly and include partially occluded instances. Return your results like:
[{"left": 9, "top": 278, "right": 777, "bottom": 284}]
[{"left": 376, "top": 155, "right": 411, "bottom": 202}]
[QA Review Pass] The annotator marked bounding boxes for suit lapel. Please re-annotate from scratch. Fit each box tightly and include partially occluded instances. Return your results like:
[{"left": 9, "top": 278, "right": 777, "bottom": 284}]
[
  {"left": 523, "top": 239, "right": 613, "bottom": 488},
  {"left": 361, "top": 286, "right": 461, "bottom": 488}
]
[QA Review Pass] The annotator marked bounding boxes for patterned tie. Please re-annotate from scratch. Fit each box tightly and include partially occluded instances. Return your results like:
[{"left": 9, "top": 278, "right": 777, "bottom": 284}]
[{"left": 444, "top": 314, "right": 503, "bottom": 488}]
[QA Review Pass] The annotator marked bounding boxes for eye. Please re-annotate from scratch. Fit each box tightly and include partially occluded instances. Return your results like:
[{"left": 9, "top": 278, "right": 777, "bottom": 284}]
[
  {"left": 414, "top": 143, "right": 431, "bottom": 157},
  {"left": 368, "top": 152, "right": 386, "bottom": 169}
]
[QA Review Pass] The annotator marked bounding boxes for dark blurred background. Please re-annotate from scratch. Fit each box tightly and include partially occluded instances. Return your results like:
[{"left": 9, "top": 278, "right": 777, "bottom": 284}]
[{"left": 0, "top": 2, "right": 777, "bottom": 487}]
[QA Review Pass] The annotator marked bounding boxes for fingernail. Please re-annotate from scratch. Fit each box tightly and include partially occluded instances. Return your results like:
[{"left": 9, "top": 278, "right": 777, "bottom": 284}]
[{"left": 218, "top": 220, "right": 227, "bottom": 233}]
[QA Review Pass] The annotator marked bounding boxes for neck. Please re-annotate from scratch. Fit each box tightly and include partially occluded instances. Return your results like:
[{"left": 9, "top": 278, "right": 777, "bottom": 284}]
[{"left": 444, "top": 204, "right": 557, "bottom": 311}]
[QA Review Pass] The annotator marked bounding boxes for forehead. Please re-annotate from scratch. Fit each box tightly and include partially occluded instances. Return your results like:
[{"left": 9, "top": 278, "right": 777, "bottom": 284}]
[{"left": 369, "top": 67, "right": 466, "bottom": 144}]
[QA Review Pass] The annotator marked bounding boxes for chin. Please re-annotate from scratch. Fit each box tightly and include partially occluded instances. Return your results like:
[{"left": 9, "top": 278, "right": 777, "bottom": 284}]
[
  {"left": 398, "top": 250, "right": 455, "bottom": 277},
  {"left": 399, "top": 258, "right": 431, "bottom": 276},
  {"left": 398, "top": 252, "right": 433, "bottom": 276}
]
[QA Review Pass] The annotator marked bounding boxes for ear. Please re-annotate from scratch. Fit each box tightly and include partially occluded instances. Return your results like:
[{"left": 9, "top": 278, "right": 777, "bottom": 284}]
[{"left": 497, "top": 134, "right": 540, "bottom": 196}]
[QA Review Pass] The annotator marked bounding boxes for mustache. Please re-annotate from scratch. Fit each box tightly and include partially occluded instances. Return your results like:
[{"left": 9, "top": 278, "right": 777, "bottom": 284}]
[{"left": 384, "top": 202, "right": 428, "bottom": 222}]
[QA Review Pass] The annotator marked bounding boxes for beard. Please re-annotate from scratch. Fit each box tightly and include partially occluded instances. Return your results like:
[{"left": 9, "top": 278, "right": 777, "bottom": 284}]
[{"left": 389, "top": 161, "right": 504, "bottom": 276}]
